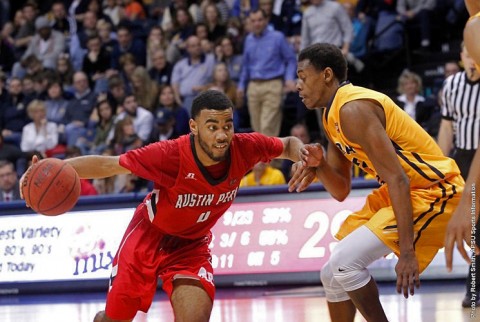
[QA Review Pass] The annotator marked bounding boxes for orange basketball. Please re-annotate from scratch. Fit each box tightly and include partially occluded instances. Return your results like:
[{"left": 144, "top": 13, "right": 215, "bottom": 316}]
[{"left": 22, "top": 158, "right": 81, "bottom": 216}]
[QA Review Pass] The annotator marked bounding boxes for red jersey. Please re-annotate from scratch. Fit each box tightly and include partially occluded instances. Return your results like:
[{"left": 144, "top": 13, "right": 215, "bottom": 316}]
[{"left": 119, "top": 133, "right": 283, "bottom": 239}]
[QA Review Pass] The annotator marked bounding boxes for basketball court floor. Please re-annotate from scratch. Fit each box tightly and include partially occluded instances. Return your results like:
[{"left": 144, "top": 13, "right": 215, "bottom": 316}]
[{"left": 0, "top": 279, "right": 477, "bottom": 322}]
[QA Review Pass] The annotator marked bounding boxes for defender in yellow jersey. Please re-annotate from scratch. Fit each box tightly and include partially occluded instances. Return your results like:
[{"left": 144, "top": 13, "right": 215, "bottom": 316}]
[{"left": 289, "top": 43, "right": 464, "bottom": 322}]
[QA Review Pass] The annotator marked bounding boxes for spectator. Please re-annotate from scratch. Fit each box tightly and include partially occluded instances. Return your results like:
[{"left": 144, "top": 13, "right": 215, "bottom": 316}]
[
  {"left": 13, "top": 2, "right": 38, "bottom": 61},
  {"left": 231, "top": 0, "right": 259, "bottom": 19},
  {"left": 64, "top": 71, "right": 97, "bottom": 147},
  {"left": 166, "top": 7, "right": 196, "bottom": 63},
  {"left": 110, "top": 115, "right": 143, "bottom": 155},
  {"left": 148, "top": 108, "right": 181, "bottom": 143},
  {"left": 155, "top": 84, "right": 190, "bottom": 135},
  {"left": 0, "top": 160, "right": 21, "bottom": 202},
  {"left": 118, "top": 52, "right": 137, "bottom": 93},
  {"left": 56, "top": 54, "right": 75, "bottom": 95},
  {"left": 215, "top": 36, "right": 243, "bottom": 83},
  {"left": 90, "top": 99, "right": 116, "bottom": 155},
  {"left": 14, "top": 15, "right": 65, "bottom": 75},
  {"left": 258, "top": 0, "right": 282, "bottom": 32},
  {"left": 44, "top": 80, "right": 69, "bottom": 140},
  {"left": 103, "top": 0, "right": 123, "bottom": 27},
  {"left": 0, "top": 77, "right": 32, "bottom": 146},
  {"left": 0, "top": 23, "right": 15, "bottom": 73},
  {"left": 96, "top": 18, "right": 117, "bottom": 55},
  {"left": 397, "top": 0, "right": 436, "bottom": 50},
  {"left": 123, "top": 0, "right": 147, "bottom": 21},
  {"left": 394, "top": 69, "right": 437, "bottom": 135},
  {"left": 146, "top": 26, "right": 168, "bottom": 69},
  {"left": 240, "top": 161, "right": 286, "bottom": 186},
  {"left": 20, "top": 99, "right": 59, "bottom": 157},
  {"left": 0, "top": 133, "right": 26, "bottom": 175},
  {"left": 64, "top": 146, "right": 98, "bottom": 195},
  {"left": 70, "top": 10, "right": 99, "bottom": 70},
  {"left": 131, "top": 66, "right": 159, "bottom": 112},
  {"left": 203, "top": 3, "right": 227, "bottom": 43},
  {"left": 300, "top": 0, "right": 353, "bottom": 55},
  {"left": 50, "top": 1, "right": 75, "bottom": 38},
  {"left": 148, "top": 49, "right": 173, "bottom": 86},
  {"left": 111, "top": 24, "right": 146, "bottom": 69},
  {"left": 171, "top": 35, "right": 216, "bottom": 115},
  {"left": 82, "top": 34, "right": 111, "bottom": 92},
  {"left": 161, "top": 0, "right": 200, "bottom": 34},
  {"left": 106, "top": 75, "right": 127, "bottom": 111},
  {"left": 116, "top": 94, "right": 154, "bottom": 143},
  {"left": 237, "top": 9, "right": 297, "bottom": 137}
]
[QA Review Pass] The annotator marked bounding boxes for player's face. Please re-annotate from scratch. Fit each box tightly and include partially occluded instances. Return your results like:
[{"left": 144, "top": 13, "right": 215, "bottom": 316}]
[
  {"left": 296, "top": 59, "right": 326, "bottom": 109},
  {"left": 191, "top": 109, "right": 234, "bottom": 165}
]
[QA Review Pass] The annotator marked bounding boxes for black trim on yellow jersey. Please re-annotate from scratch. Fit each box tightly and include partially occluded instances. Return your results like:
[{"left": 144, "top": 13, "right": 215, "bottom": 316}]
[
  {"left": 411, "top": 152, "right": 445, "bottom": 179},
  {"left": 324, "top": 81, "right": 351, "bottom": 122}
]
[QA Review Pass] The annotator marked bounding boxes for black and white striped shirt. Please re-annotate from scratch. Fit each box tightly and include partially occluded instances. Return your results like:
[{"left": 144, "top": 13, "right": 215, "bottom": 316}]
[{"left": 441, "top": 71, "right": 480, "bottom": 150}]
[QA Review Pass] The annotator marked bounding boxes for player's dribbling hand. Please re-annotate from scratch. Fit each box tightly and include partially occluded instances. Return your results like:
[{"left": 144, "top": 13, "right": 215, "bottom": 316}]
[
  {"left": 395, "top": 251, "right": 420, "bottom": 298},
  {"left": 288, "top": 161, "right": 317, "bottom": 192},
  {"left": 19, "top": 155, "right": 40, "bottom": 202},
  {"left": 444, "top": 203, "right": 479, "bottom": 272}
]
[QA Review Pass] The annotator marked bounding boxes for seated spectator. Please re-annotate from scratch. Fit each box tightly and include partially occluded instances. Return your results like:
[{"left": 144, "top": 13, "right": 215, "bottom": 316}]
[
  {"left": 148, "top": 49, "right": 173, "bottom": 86},
  {"left": 0, "top": 160, "right": 21, "bottom": 202},
  {"left": 148, "top": 108, "right": 181, "bottom": 143},
  {"left": 165, "top": 7, "right": 196, "bottom": 63},
  {"left": 118, "top": 52, "right": 137, "bottom": 93},
  {"left": 106, "top": 75, "right": 127, "bottom": 111},
  {"left": 20, "top": 15, "right": 65, "bottom": 71},
  {"left": 109, "top": 115, "right": 143, "bottom": 155},
  {"left": 155, "top": 84, "right": 190, "bottom": 135},
  {"left": 13, "top": 2, "right": 37, "bottom": 62},
  {"left": 202, "top": 62, "right": 242, "bottom": 128},
  {"left": 89, "top": 99, "right": 116, "bottom": 155},
  {"left": 171, "top": 35, "right": 216, "bottom": 115},
  {"left": 20, "top": 99, "right": 59, "bottom": 158},
  {"left": 69, "top": 10, "right": 98, "bottom": 70},
  {"left": 44, "top": 80, "right": 69, "bottom": 141},
  {"left": 96, "top": 18, "right": 117, "bottom": 55},
  {"left": 0, "top": 24, "right": 15, "bottom": 73},
  {"left": 64, "top": 71, "right": 97, "bottom": 147},
  {"left": 1, "top": 77, "right": 32, "bottom": 146},
  {"left": 397, "top": 0, "right": 435, "bottom": 50},
  {"left": 131, "top": 66, "right": 159, "bottom": 112},
  {"left": 115, "top": 94, "right": 154, "bottom": 143},
  {"left": 0, "top": 133, "right": 26, "bottom": 176},
  {"left": 110, "top": 23, "right": 146, "bottom": 70},
  {"left": 21, "top": 75, "right": 35, "bottom": 100},
  {"left": 64, "top": 146, "right": 98, "bottom": 196},
  {"left": 56, "top": 54, "right": 75, "bottom": 95},
  {"left": 215, "top": 36, "right": 243, "bottom": 83},
  {"left": 146, "top": 26, "right": 168, "bottom": 69},
  {"left": 103, "top": 0, "right": 122, "bottom": 27},
  {"left": 50, "top": 1, "right": 74, "bottom": 39},
  {"left": 82, "top": 34, "right": 111, "bottom": 93},
  {"left": 240, "top": 161, "right": 286, "bottom": 187},
  {"left": 203, "top": 4, "right": 227, "bottom": 44},
  {"left": 394, "top": 69, "right": 437, "bottom": 135}
]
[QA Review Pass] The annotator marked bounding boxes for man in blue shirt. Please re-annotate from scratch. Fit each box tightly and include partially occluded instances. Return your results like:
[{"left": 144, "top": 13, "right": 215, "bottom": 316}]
[{"left": 237, "top": 9, "right": 297, "bottom": 137}]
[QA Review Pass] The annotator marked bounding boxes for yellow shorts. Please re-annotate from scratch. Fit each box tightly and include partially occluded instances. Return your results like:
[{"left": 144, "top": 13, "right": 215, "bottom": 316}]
[{"left": 336, "top": 175, "right": 464, "bottom": 272}]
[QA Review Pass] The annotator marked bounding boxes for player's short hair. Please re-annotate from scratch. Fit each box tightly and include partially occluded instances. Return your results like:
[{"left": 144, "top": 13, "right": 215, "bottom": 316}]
[
  {"left": 298, "top": 43, "right": 348, "bottom": 83},
  {"left": 191, "top": 90, "right": 233, "bottom": 119}
]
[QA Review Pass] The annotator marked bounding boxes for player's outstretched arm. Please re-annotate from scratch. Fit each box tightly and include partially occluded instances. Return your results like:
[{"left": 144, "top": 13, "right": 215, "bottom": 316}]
[
  {"left": 340, "top": 100, "right": 420, "bottom": 298},
  {"left": 445, "top": 147, "right": 480, "bottom": 271},
  {"left": 277, "top": 136, "right": 304, "bottom": 162},
  {"left": 65, "top": 155, "right": 131, "bottom": 179},
  {"left": 465, "top": 0, "right": 480, "bottom": 16}
]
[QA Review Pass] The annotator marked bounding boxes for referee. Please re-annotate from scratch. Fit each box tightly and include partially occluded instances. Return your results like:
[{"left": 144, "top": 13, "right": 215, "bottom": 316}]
[{"left": 438, "top": 42, "right": 480, "bottom": 308}]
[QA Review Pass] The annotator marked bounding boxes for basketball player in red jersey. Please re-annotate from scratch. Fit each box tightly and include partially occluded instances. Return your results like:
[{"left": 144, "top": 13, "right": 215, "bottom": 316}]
[
  {"left": 289, "top": 43, "right": 463, "bottom": 322},
  {"left": 21, "top": 90, "right": 306, "bottom": 322},
  {"left": 444, "top": 0, "right": 480, "bottom": 299}
]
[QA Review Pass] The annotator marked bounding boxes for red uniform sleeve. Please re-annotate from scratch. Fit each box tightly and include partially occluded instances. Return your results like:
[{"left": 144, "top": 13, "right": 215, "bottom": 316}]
[
  {"left": 119, "top": 140, "right": 180, "bottom": 188},
  {"left": 237, "top": 133, "right": 284, "bottom": 162}
]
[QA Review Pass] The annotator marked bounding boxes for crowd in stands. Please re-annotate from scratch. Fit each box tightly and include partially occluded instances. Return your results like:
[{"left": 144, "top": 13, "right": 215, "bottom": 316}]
[{"left": 0, "top": 0, "right": 473, "bottom": 199}]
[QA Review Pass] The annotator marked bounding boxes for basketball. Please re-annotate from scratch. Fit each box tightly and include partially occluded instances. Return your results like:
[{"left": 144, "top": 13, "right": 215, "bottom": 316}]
[{"left": 22, "top": 158, "right": 81, "bottom": 216}]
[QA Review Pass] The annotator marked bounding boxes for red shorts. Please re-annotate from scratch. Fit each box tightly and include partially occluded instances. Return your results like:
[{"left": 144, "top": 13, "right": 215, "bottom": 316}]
[{"left": 105, "top": 205, "right": 215, "bottom": 320}]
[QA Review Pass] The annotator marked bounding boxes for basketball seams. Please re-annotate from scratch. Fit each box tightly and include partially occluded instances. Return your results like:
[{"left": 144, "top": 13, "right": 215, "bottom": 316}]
[
  {"left": 41, "top": 170, "right": 80, "bottom": 215},
  {"left": 37, "top": 162, "right": 68, "bottom": 213}
]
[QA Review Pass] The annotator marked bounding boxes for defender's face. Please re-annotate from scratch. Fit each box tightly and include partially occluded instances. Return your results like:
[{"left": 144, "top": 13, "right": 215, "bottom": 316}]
[
  {"left": 296, "top": 59, "right": 325, "bottom": 109},
  {"left": 191, "top": 109, "right": 234, "bottom": 165}
]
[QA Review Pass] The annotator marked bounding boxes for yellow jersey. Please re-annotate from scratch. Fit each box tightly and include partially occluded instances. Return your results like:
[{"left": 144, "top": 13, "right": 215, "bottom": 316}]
[{"left": 323, "top": 83, "right": 460, "bottom": 188}]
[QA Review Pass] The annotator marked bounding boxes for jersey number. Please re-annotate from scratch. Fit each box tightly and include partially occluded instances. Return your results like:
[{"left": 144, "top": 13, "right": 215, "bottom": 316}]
[{"left": 197, "top": 211, "right": 211, "bottom": 223}]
